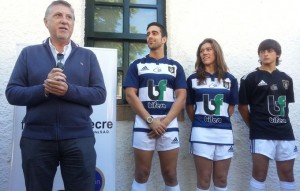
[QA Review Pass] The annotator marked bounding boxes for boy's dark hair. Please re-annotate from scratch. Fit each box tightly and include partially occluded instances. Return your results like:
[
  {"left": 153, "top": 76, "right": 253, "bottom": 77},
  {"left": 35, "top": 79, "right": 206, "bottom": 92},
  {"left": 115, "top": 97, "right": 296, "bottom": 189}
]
[
  {"left": 258, "top": 39, "right": 281, "bottom": 65},
  {"left": 258, "top": 39, "right": 281, "bottom": 55},
  {"left": 147, "top": 22, "right": 167, "bottom": 37}
]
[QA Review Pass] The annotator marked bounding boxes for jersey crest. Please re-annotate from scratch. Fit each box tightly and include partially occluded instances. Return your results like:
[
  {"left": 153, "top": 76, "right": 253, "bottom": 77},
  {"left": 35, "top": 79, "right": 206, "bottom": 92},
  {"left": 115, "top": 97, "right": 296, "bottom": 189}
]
[{"left": 282, "top": 80, "right": 289, "bottom": 90}]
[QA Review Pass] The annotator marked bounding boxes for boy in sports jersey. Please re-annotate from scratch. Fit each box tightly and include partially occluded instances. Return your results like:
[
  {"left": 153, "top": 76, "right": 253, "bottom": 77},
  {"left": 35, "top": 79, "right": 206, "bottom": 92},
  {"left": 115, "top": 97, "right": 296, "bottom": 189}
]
[
  {"left": 123, "top": 22, "right": 187, "bottom": 191},
  {"left": 238, "top": 39, "right": 297, "bottom": 191},
  {"left": 186, "top": 38, "right": 238, "bottom": 191}
]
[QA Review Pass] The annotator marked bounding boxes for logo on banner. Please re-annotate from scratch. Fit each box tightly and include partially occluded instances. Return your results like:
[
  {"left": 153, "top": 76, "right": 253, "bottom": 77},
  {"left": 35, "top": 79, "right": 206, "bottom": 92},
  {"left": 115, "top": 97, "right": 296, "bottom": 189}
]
[
  {"left": 95, "top": 167, "right": 105, "bottom": 191},
  {"left": 92, "top": 120, "right": 114, "bottom": 134}
]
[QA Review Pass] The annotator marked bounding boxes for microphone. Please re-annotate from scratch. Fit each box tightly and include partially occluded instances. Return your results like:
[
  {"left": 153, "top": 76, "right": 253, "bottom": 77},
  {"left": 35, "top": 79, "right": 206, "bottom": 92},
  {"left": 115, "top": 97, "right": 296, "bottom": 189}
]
[{"left": 56, "top": 53, "right": 64, "bottom": 70}]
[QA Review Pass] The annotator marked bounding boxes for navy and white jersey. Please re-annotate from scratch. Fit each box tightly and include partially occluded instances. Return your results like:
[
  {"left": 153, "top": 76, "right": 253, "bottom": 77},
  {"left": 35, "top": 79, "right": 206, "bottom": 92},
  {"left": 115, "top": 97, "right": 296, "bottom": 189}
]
[
  {"left": 187, "top": 72, "right": 238, "bottom": 145},
  {"left": 239, "top": 68, "right": 295, "bottom": 140},
  {"left": 124, "top": 55, "right": 187, "bottom": 132}
]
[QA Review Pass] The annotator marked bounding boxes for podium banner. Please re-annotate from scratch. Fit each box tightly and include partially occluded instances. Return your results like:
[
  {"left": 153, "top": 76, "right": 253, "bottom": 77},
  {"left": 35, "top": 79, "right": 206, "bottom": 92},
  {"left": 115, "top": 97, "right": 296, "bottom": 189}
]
[{"left": 9, "top": 47, "right": 117, "bottom": 191}]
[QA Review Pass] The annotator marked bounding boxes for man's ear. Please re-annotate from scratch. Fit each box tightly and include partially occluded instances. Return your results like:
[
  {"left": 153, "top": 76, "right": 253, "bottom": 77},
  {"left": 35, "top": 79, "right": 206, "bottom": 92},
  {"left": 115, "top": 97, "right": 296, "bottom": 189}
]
[
  {"left": 44, "top": 18, "right": 48, "bottom": 28},
  {"left": 162, "top": 36, "right": 167, "bottom": 44}
]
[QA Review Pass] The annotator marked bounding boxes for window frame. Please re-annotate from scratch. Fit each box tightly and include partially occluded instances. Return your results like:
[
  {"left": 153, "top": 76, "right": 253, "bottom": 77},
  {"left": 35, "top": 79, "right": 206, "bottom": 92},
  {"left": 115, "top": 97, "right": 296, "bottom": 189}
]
[{"left": 85, "top": 0, "right": 166, "bottom": 105}]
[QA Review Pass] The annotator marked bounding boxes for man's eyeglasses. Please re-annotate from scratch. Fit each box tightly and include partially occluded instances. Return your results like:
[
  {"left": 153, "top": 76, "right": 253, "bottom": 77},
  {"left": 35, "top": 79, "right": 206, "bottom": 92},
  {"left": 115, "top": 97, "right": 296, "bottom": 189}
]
[{"left": 56, "top": 53, "right": 64, "bottom": 70}]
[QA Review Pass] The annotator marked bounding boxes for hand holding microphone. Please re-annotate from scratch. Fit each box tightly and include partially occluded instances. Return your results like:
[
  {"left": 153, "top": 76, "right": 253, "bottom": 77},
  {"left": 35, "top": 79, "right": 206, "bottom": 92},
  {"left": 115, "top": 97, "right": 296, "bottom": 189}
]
[
  {"left": 56, "top": 53, "right": 64, "bottom": 70},
  {"left": 43, "top": 53, "right": 68, "bottom": 96}
]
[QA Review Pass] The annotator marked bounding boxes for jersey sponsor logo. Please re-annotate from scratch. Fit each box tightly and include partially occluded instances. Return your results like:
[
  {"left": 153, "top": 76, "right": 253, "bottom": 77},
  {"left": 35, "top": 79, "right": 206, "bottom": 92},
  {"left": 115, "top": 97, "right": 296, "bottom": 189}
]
[
  {"left": 203, "top": 94, "right": 224, "bottom": 115},
  {"left": 148, "top": 79, "right": 167, "bottom": 100},
  {"left": 148, "top": 101, "right": 167, "bottom": 109},
  {"left": 203, "top": 94, "right": 224, "bottom": 123},
  {"left": 147, "top": 79, "right": 168, "bottom": 109},
  {"left": 282, "top": 80, "right": 289, "bottom": 90},
  {"left": 208, "top": 82, "right": 218, "bottom": 88},
  {"left": 269, "top": 117, "right": 286, "bottom": 123},
  {"left": 270, "top": 84, "right": 278, "bottom": 91},
  {"left": 294, "top": 146, "right": 298, "bottom": 153},
  {"left": 268, "top": 95, "right": 287, "bottom": 123},
  {"left": 258, "top": 80, "right": 268, "bottom": 86},
  {"left": 204, "top": 116, "right": 222, "bottom": 123},
  {"left": 153, "top": 67, "right": 162, "bottom": 73}
]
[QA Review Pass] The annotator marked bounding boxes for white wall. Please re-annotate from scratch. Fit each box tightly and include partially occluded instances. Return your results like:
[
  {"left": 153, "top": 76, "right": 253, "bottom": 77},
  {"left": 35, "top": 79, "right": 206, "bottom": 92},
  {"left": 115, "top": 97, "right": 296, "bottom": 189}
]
[{"left": 0, "top": 0, "right": 299, "bottom": 191}]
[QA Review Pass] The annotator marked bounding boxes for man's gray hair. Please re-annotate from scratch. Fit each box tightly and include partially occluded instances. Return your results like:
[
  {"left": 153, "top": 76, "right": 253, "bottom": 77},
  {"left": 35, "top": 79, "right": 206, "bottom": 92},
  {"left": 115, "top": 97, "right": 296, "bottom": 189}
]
[{"left": 44, "top": 0, "right": 75, "bottom": 20}]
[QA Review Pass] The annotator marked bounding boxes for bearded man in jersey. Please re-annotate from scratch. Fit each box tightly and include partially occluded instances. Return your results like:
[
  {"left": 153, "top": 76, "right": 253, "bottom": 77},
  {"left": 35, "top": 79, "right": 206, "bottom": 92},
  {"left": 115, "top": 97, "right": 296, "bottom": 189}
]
[
  {"left": 123, "top": 22, "right": 187, "bottom": 191},
  {"left": 238, "top": 39, "right": 298, "bottom": 191}
]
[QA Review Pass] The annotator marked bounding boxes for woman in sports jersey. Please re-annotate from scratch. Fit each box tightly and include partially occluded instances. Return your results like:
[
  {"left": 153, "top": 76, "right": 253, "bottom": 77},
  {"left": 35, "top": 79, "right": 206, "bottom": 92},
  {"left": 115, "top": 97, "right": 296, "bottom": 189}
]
[
  {"left": 239, "top": 39, "right": 297, "bottom": 191},
  {"left": 186, "top": 38, "right": 238, "bottom": 191}
]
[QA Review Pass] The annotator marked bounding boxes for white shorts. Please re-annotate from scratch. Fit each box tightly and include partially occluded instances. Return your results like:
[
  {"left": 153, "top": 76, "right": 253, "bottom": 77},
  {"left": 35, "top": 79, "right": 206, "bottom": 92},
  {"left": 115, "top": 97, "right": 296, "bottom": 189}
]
[
  {"left": 191, "top": 143, "right": 234, "bottom": 160},
  {"left": 250, "top": 139, "right": 298, "bottom": 161},
  {"left": 132, "top": 131, "right": 180, "bottom": 151}
]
